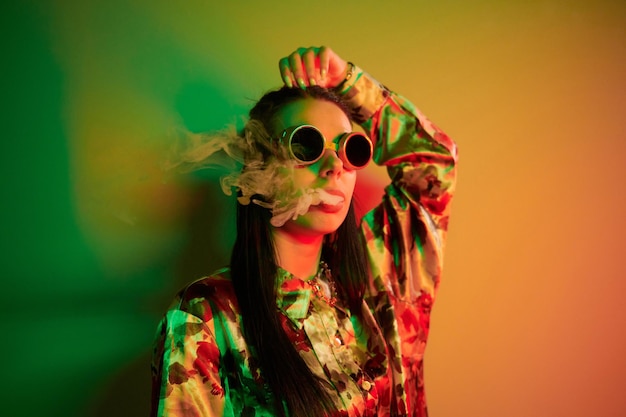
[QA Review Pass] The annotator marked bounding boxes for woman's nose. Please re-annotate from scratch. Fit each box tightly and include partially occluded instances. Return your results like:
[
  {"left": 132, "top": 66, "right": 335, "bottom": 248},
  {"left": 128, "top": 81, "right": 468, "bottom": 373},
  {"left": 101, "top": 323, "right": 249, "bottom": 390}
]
[{"left": 319, "top": 149, "right": 344, "bottom": 178}]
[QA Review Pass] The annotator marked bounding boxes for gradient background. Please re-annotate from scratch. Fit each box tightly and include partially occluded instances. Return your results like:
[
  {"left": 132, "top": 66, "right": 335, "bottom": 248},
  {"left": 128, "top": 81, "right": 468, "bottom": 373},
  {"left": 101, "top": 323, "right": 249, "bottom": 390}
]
[{"left": 2, "top": 0, "right": 625, "bottom": 416}]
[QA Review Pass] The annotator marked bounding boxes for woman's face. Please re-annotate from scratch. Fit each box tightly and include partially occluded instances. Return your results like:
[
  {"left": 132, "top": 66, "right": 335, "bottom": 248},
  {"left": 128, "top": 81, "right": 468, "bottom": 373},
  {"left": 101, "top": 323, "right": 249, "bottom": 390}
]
[{"left": 272, "top": 98, "right": 357, "bottom": 238}]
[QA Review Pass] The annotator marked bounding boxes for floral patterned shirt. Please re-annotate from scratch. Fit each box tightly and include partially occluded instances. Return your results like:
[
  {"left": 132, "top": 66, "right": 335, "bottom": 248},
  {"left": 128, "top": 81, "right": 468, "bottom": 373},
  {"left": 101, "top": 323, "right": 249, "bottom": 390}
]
[{"left": 151, "top": 66, "right": 458, "bottom": 417}]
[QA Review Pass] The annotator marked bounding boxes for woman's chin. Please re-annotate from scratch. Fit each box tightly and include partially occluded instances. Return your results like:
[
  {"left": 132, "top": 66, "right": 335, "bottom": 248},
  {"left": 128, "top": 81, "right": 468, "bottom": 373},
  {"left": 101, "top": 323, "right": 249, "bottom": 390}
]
[{"left": 279, "top": 206, "right": 348, "bottom": 237}]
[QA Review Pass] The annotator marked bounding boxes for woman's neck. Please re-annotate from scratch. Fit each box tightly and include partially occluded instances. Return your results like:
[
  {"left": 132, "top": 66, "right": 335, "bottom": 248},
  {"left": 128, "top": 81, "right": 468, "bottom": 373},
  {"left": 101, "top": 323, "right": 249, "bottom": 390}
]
[{"left": 272, "top": 229, "right": 324, "bottom": 279}]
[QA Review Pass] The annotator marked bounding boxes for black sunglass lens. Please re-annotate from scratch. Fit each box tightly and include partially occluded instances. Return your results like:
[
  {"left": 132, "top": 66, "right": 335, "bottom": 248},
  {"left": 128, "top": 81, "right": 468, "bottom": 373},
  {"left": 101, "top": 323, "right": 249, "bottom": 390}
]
[
  {"left": 290, "top": 127, "right": 324, "bottom": 162},
  {"left": 345, "top": 134, "right": 372, "bottom": 168}
]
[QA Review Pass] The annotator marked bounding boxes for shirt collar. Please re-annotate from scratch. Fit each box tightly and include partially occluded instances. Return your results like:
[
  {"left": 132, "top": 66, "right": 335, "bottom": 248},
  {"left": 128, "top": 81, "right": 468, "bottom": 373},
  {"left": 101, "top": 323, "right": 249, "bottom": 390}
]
[{"left": 275, "top": 268, "right": 311, "bottom": 329}]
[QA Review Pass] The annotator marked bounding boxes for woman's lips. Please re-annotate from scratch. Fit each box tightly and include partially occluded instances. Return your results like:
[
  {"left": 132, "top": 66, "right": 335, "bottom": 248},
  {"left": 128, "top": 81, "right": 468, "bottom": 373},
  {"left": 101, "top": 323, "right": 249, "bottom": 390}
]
[
  {"left": 311, "top": 188, "right": 345, "bottom": 213},
  {"left": 323, "top": 189, "right": 346, "bottom": 201},
  {"left": 315, "top": 201, "right": 344, "bottom": 213}
]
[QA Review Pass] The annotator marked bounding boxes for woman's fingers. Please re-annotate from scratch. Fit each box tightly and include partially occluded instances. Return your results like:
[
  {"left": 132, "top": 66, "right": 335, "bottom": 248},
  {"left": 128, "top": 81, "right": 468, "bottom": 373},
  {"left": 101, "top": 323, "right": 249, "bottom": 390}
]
[
  {"left": 322, "top": 47, "right": 349, "bottom": 87},
  {"left": 301, "top": 47, "right": 319, "bottom": 86},
  {"left": 318, "top": 46, "right": 330, "bottom": 82},
  {"left": 278, "top": 46, "right": 346, "bottom": 89},
  {"left": 289, "top": 50, "right": 307, "bottom": 88},
  {"left": 278, "top": 57, "right": 294, "bottom": 88}
]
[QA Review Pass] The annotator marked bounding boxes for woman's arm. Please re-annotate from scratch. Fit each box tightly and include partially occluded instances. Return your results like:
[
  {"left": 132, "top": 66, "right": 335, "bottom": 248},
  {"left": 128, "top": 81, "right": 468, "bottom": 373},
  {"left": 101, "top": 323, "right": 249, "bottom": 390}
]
[
  {"left": 348, "top": 65, "right": 457, "bottom": 302},
  {"left": 344, "top": 64, "right": 457, "bottom": 240}
]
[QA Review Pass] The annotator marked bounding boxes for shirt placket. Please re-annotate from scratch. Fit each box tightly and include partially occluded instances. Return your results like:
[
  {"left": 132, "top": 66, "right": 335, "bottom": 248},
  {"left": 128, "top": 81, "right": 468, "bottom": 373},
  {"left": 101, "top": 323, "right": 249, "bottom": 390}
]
[{"left": 302, "top": 298, "right": 373, "bottom": 415}]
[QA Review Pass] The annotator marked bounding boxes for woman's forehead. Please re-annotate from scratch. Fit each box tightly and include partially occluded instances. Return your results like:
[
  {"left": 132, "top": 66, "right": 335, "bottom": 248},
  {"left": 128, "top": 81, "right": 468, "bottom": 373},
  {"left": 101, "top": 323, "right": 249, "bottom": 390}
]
[{"left": 274, "top": 98, "right": 351, "bottom": 134}]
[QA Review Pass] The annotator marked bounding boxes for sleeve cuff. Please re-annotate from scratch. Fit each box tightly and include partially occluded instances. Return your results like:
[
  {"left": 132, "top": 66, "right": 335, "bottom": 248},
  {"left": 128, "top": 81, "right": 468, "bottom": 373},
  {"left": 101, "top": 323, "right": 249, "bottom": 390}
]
[{"left": 336, "top": 65, "right": 390, "bottom": 124}]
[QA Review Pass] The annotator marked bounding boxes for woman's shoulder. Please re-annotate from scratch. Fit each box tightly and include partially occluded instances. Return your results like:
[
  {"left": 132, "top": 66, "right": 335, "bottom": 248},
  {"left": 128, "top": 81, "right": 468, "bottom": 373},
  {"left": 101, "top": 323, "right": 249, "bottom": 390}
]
[
  {"left": 180, "top": 267, "right": 234, "bottom": 298},
  {"left": 171, "top": 267, "right": 239, "bottom": 321}
]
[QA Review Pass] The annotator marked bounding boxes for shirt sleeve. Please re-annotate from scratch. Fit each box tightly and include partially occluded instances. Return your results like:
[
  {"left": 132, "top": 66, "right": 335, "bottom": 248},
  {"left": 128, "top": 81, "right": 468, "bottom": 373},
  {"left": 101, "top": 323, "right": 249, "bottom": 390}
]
[
  {"left": 151, "top": 307, "right": 231, "bottom": 417},
  {"left": 341, "top": 64, "right": 458, "bottom": 416},
  {"left": 340, "top": 65, "right": 458, "bottom": 301}
]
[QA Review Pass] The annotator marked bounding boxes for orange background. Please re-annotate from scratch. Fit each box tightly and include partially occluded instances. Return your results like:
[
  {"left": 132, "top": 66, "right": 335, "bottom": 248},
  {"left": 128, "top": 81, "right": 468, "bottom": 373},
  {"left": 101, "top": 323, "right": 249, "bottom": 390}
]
[{"left": 2, "top": 1, "right": 625, "bottom": 416}]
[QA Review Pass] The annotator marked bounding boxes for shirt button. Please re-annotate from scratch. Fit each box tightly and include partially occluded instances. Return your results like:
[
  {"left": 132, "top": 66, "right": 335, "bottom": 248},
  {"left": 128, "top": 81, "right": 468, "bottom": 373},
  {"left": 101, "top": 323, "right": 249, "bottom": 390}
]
[
  {"left": 334, "top": 336, "right": 343, "bottom": 346},
  {"left": 361, "top": 380, "right": 372, "bottom": 391}
]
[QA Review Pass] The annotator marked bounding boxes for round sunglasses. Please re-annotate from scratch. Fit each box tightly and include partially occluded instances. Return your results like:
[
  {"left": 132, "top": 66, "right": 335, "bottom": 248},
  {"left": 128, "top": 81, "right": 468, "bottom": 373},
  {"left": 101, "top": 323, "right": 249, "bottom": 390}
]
[{"left": 279, "top": 125, "right": 373, "bottom": 170}]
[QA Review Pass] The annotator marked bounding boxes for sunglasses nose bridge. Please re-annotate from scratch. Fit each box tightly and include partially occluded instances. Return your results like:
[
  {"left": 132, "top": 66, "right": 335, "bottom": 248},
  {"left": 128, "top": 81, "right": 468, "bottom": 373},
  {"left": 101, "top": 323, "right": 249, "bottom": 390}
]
[{"left": 323, "top": 140, "right": 338, "bottom": 153}]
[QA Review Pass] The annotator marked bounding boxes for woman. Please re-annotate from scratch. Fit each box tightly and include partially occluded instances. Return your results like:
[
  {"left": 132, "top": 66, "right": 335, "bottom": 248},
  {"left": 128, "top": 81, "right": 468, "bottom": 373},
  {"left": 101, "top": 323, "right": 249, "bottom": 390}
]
[{"left": 151, "top": 46, "right": 457, "bottom": 417}]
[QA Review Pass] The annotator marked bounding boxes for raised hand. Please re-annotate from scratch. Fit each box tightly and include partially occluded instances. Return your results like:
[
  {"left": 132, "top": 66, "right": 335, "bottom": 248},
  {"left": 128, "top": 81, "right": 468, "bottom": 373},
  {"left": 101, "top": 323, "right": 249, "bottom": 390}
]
[{"left": 278, "top": 46, "right": 349, "bottom": 90}]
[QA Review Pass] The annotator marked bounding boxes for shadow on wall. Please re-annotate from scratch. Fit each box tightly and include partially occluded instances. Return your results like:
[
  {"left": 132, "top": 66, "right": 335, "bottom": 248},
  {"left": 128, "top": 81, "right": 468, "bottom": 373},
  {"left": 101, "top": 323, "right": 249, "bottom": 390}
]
[
  {"left": 85, "top": 350, "right": 153, "bottom": 416},
  {"left": 83, "top": 181, "right": 235, "bottom": 416}
]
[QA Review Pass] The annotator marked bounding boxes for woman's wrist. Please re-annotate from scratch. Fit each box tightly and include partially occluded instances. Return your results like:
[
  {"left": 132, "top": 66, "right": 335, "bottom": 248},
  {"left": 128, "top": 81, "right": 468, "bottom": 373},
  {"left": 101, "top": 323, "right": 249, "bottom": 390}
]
[
  {"left": 338, "top": 68, "right": 389, "bottom": 124},
  {"left": 333, "top": 62, "right": 355, "bottom": 91}
]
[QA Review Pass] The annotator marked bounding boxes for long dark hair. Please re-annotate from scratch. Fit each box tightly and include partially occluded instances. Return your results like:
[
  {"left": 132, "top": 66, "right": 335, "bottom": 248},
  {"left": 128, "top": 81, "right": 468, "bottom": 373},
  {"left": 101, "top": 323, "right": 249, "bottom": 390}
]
[{"left": 230, "top": 87, "right": 369, "bottom": 416}]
